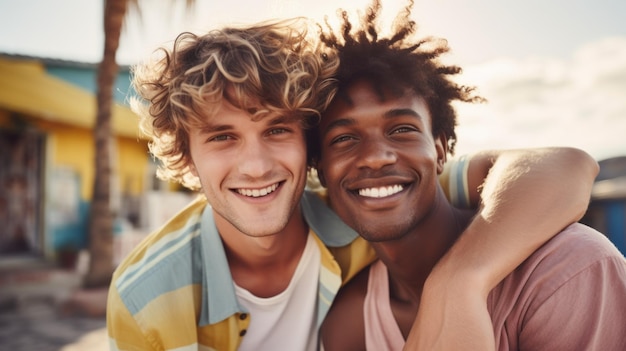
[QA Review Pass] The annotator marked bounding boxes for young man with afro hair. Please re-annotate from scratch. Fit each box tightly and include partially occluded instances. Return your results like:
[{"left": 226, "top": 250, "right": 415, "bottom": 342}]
[{"left": 317, "top": 1, "right": 626, "bottom": 350}]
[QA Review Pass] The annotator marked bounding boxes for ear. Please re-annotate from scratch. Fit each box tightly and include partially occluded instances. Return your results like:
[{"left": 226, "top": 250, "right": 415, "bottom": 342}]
[
  {"left": 435, "top": 133, "right": 448, "bottom": 174},
  {"left": 188, "top": 161, "right": 199, "bottom": 177},
  {"left": 316, "top": 168, "right": 327, "bottom": 187}
]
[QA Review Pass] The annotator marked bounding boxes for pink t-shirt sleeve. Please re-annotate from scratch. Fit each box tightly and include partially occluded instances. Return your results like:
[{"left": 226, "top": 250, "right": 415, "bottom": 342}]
[
  {"left": 519, "top": 255, "right": 626, "bottom": 350},
  {"left": 489, "top": 223, "right": 626, "bottom": 351}
]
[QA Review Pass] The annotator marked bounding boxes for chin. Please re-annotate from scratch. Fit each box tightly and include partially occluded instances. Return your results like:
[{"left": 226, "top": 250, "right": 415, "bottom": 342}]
[
  {"left": 235, "top": 221, "right": 286, "bottom": 238},
  {"left": 355, "top": 222, "right": 409, "bottom": 243},
  {"left": 360, "top": 233, "right": 403, "bottom": 243},
  {"left": 353, "top": 225, "right": 386, "bottom": 242}
]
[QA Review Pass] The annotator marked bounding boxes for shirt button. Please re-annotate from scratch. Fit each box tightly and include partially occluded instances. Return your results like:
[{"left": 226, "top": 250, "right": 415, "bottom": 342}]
[
  {"left": 240, "top": 329, "right": 247, "bottom": 337},
  {"left": 239, "top": 313, "right": 248, "bottom": 320}
]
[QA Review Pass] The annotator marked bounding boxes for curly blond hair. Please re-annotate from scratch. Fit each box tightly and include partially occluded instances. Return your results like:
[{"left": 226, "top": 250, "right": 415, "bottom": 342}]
[{"left": 131, "top": 18, "right": 338, "bottom": 190}]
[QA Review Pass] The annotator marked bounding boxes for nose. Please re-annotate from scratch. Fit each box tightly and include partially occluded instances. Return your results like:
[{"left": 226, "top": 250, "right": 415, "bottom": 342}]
[
  {"left": 236, "top": 137, "right": 273, "bottom": 178},
  {"left": 354, "top": 136, "right": 397, "bottom": 170}
]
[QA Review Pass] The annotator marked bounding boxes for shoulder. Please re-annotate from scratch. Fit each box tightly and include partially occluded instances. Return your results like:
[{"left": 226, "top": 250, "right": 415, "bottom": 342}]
[
  {"left": 531, "top": 223, "right": 624, "bottom": 270},
  {"left": 113, "top": 195, "right": 207, "bottom": 276},
  {"left": 333, "top": 263, "right": 370, "bottom": 308},
  {"left": 535, "top": 223, "right": 626, "bottom": 292},
  {"left": 495, "top": 224, "right": 626, "bottom": 350},
  {"left": 110, "top": 195, "right": 208, "bottom": 306},
  {"left": 496, "top": 223, "right": 626, "bottom": 304},
  {"left": 321, "top": 264, "right": 370, "bottom": 351}
]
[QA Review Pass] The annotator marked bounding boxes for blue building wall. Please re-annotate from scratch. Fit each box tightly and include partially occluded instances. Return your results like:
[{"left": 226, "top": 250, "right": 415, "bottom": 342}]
[
  {"left": 602, "top": 201, "right": 625, "bottom": 255},
  {"left": 581, "top": 156, "right": 626, "bottom": 256},
  {"left": 45, "top": 65, "right": 134, "bottom": 105}
]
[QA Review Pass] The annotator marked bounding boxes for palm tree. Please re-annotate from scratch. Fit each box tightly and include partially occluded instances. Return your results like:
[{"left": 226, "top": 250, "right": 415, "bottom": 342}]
[
  {"left": 83, "top": 0, "right": 130, "bottom": 288},
  {"left": 84, "top": 0, "right": 194, "bottom": 288}
]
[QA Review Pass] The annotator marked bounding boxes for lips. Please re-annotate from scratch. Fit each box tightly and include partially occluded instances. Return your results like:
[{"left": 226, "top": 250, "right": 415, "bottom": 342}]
[
  {"left": 358, "top": 184, "right": 404, "bottom": 198},
  {"left": 235, "top": 182, "right": 279, "bottom": 198},
  {"left": 348, "top": 173, "right": 413, "bottom": 200}
]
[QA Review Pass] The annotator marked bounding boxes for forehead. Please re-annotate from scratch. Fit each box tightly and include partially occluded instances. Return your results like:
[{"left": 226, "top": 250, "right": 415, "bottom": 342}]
[
  {"left": 321, "top": 80, "right": 431, "bottom": 127},
  {"left": 192, "top": 97, "right": 303, "bottom": 127}
]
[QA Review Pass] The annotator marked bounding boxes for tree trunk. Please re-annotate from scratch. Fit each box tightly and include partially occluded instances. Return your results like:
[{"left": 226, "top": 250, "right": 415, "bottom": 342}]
[{"left": 84, "top": 0, "right": 128, "bottom": 288}]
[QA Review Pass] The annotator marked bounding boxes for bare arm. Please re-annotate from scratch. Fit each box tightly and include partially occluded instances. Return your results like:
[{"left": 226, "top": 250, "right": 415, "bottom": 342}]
[{"left": 404, "top": 147, "right": 599, "bottom": 350}]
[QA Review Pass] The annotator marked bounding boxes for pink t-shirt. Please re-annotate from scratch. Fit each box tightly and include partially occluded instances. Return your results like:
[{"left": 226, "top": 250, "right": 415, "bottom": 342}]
[
  {"left": 488, "top": 223, "right": 626, "bottom": 350},
  {"left": 364, "top": 260, "right": 405, "bottom": 351},
  {"left": 364, "top": 223, "right": 626, "bottom": 351}
]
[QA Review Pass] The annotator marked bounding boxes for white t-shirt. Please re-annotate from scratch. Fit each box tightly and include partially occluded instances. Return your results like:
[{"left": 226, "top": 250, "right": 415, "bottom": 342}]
[{"left": 235, "top": 234, "right": 321, "bottom": 351}]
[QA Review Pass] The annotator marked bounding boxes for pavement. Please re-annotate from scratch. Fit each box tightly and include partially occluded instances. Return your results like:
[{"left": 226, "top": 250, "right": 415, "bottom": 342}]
[
  {"left": 0, "top": 229, "right": 153, "bottom": 351},
  {"left": 0, "top": 256, "right": 109, "bottom": 351}
]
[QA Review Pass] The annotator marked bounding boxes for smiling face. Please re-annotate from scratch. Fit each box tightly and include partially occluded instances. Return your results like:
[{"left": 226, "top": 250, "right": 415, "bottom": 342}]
[
  {"left": 317, "top": 79, "right": 447, "bottom": 242},
  {"left": 188, "top": 99, "right": 308, "bottom": 238}
]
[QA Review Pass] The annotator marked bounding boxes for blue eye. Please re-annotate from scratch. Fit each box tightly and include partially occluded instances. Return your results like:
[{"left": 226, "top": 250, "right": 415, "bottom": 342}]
[
  {"left": 268, "top": 128, "right": 287, "bottom": 135},
  {"left": 208, "top": 134, "right": 232, "bottom": 142}
]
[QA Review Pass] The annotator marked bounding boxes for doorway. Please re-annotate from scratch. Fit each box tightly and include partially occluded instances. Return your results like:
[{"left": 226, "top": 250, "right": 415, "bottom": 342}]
[{"left": 0, "top": 129, "right": 45, "bottom": 255}]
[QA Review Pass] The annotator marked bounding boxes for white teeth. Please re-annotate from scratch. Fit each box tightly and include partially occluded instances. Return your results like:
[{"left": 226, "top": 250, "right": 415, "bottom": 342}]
[
  {"left": 358, "top": 185, "right": 403, "bottom": 198},
  {"left": 237, "top": 183, "right": 278, "bottom": 198}
]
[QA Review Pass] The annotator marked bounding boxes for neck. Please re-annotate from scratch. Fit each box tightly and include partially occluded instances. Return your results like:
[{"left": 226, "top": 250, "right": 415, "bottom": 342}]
[
  {"left": 215, "top": 207, "right": 309, "bottom": 297},
  {"left": 372, "top": 187, "right": 473, "bottom": 300}
]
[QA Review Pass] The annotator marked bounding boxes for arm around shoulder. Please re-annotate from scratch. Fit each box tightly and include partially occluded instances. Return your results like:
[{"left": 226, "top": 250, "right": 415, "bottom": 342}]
[
  {"left": 404, "top": 147, "right": 599, "bottom": 351},
  {"left": 440, "top": 146, "right": 598, "bottom": 294}
]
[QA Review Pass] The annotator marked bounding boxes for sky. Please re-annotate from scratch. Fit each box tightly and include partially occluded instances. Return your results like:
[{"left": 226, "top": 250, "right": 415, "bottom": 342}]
[{"left": 1, "top": 0, "right": 625, "bottom": 161}]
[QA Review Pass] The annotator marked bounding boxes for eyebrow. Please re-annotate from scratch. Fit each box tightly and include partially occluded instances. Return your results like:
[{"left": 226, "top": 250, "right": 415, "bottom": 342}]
[
  {"left": 323, "top": 108, "right": 423, "bottom": 134},
  {"left": 197, "top": 114, "right": 297, "bottom": 134},
  {"left": 323, "top": 117, "right": 356, "bottom": 135},
  {"left": 385, "top": 108, "right": 422, "bottom": 120},
  {"left": 267, "top": 114, "right": 298, "bottom": 126},
  {"left": 197, "top": 123, "right": 231, "bottom": 135}
]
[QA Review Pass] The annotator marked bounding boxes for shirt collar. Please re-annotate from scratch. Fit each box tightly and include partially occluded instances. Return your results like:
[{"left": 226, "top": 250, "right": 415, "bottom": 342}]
[
  {"left": 198, "top": 205, "right": 244, "bottom": 326},
  {"left": 197, "top": 189, "right": 358, "bottom": 326},
  {"left": 300, "top": 190, "right": 358, "bottom": 247}
]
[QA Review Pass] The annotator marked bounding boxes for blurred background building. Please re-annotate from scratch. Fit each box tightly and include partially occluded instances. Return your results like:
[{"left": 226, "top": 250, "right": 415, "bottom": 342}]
[
  {"left": 0, "top": 54, "right": 194, "bottom": 270},
  {"left": 582, "top": 156, "right": 626, "bottom": 256},
  {"left": 1, "top": 52, "right": 625, "bottom": 267}
]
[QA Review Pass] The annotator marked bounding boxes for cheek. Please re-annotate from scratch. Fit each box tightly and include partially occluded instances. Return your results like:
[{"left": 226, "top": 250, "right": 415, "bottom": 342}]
[
  {"left": 187, "top": 139, "right": 206, "bottom": 174},
  {"left": 319, "top": 156, "right": 348, "bottom": 188},
  {"left": 277, "top": 141, "right": 308, "bottom": 177},
  {"left": 406, "top": 149, "right": 440, "bottom": 178},
  {"left": 189, "top": 151, "right": 230, "bottom": 187}
]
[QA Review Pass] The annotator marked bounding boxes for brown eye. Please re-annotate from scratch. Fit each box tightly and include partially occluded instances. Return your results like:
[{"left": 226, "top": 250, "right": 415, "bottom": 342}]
[
  {"left": 330, "top": 135, "right": 355, "bottom": 145},
  {"left": 391, "top": 126, "right": 418, "bottom": 134}
]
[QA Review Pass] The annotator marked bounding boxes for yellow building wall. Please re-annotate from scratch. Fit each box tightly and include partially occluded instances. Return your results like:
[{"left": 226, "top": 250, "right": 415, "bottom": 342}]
[
  {"left": 35, "top": 119, "right": 148, "bottom": 200},
  {"left": 47, "top": 125, "right": 94, "bottom": 200},
  {"left": 117, "top": 137, "right": 150, "bottom": 196}
]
